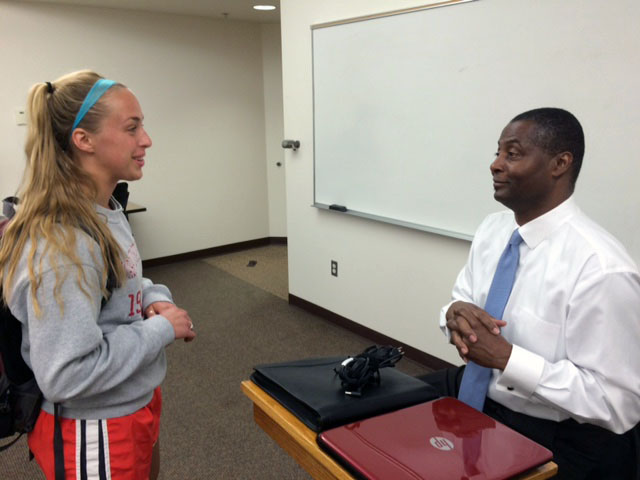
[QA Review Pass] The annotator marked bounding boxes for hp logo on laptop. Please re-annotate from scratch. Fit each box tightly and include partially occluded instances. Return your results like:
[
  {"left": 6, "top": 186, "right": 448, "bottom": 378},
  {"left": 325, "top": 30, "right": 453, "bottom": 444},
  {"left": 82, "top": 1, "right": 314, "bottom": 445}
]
[{"left": 430, "top": 436, "right": 454, "bottom": 451}]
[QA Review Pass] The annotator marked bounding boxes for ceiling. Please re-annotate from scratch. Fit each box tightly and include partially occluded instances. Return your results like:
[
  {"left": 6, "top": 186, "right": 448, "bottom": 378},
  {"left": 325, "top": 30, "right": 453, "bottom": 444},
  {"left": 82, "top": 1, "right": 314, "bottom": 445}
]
[{"left": 19, "top": 0, "right": 281, "bottom": 23}]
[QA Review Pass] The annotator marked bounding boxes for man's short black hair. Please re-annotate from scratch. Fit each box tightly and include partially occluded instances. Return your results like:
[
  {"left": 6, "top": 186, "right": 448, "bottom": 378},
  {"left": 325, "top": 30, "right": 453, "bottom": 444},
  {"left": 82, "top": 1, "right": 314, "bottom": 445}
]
[{"left": 511, "top": 108, "right": 585, "bottom": 185}]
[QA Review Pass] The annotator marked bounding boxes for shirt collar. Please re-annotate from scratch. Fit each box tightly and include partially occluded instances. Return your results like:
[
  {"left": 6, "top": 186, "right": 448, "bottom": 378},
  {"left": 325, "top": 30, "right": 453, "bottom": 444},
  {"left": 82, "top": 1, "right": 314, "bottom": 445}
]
[{"left": 517, "top": 196, "right": 579, "bottom": 249}]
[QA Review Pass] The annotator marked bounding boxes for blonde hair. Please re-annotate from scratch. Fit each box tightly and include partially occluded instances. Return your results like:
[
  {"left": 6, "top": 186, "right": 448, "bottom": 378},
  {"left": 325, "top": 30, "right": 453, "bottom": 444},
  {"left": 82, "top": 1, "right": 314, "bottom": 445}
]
[{"left": 0, "top": 70, "right": 126, "bottom": 315}]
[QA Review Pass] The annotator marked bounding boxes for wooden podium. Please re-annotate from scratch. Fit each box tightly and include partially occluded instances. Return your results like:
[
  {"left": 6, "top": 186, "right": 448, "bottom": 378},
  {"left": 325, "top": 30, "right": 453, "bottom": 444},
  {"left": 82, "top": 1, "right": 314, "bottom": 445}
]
[{"left": 241, "top": 380, "right": 557, "bottom": 480}]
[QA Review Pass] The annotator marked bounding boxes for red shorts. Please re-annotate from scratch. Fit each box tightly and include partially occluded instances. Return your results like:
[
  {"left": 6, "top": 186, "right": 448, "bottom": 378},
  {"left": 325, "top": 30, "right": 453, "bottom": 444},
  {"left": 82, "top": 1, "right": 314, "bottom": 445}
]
[{"left": 28, "top": 387, "right": 162, "bottom": 480}]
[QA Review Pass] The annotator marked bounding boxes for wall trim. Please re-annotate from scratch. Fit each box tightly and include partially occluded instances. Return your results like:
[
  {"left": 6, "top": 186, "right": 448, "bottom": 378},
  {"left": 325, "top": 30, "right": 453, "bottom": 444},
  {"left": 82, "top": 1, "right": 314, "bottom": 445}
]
[
  {"left": 288, "top": 294, "right": 454, "bottom": 372},
  {"left": 142, "top": 236, "right": 287, "bottom": 268},
  {"left": 269, "top": 236, "right": 288, "bottom": 245}
]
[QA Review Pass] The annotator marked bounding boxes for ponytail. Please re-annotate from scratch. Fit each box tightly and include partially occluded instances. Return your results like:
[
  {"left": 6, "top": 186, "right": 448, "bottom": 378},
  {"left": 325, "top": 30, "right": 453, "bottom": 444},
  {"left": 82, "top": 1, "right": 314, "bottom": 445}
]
[{"left": 0, "top": 71, "right": 126, "bottom": 315}]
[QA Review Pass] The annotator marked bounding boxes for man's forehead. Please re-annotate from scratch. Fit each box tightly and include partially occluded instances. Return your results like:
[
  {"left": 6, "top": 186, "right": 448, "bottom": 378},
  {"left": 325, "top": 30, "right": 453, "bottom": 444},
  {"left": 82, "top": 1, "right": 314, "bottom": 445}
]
[{"left": 499, "top": 120, "right": 536, "bottom": 145}]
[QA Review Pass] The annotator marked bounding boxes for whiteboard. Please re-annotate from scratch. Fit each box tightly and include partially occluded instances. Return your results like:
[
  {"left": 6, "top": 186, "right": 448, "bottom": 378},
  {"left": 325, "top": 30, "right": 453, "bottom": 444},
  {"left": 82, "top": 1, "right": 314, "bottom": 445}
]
[{"left": 312, "top": 0, "right": 640, "bottom": 262}]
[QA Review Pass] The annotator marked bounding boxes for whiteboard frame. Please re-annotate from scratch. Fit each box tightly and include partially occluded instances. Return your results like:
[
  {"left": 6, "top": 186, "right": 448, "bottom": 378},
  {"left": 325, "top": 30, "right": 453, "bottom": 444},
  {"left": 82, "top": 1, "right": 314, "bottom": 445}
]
[
  {"left": 311, "top": 0, "right": 477, "bottom": 30},
  {"left": 313, "top": 202, "right": 474, "bottom": 241},
  {"left": 311, "top": 0, "right": 478, "bottom": 241}
]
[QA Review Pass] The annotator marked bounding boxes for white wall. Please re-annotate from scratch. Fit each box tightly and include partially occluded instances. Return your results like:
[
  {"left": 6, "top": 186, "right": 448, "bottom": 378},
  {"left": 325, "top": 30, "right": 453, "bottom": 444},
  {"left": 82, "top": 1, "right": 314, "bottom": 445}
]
[
  {"left": 281, "top": 0, "right": 470, "bottom": 365},
  {"left": 280, "top": 0, "right": 640, "bottom": 365},
  {"left": 0, "top": 1, "right": 286, "bottom": 258},
  {"left": 261, "top": 23, "right": 287, "bottom": 237}
]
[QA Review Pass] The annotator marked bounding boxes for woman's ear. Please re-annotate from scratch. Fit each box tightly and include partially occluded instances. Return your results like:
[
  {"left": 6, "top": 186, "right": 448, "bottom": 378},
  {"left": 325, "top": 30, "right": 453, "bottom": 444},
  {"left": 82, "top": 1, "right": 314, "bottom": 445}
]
[{"left": 70, "top": 129, "right": 95, "bottom": 154}]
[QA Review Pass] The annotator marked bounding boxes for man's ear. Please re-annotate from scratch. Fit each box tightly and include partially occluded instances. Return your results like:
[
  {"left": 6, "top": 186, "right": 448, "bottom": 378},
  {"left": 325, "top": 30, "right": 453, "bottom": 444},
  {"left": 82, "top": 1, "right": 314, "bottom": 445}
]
[
  {"left": 70, "top": 129, "right": 95, "bottom": 154},
  {"left": 551, "top": 151, "right": 573, "bottom": 179}
]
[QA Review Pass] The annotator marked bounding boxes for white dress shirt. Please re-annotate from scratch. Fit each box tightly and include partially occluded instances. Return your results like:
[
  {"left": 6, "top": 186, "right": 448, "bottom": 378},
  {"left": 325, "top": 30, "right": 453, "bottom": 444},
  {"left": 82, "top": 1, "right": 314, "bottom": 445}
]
[{"left": 440, "top": 196, "right": 640, "bottom": 434}]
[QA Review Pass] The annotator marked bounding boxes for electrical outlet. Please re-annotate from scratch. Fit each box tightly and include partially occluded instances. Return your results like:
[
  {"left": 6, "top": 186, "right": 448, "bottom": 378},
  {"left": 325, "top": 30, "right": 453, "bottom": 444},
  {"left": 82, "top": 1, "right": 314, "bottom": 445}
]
[{"left": 331, "top": 260, "right": 338, "bottom": 277}]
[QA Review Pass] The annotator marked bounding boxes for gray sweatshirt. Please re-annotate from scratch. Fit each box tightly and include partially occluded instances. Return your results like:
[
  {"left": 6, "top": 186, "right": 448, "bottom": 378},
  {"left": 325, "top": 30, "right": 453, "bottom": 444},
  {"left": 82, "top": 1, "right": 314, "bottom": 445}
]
[{"left": 7, "top": 200, "right": 175, "bottom": 419}]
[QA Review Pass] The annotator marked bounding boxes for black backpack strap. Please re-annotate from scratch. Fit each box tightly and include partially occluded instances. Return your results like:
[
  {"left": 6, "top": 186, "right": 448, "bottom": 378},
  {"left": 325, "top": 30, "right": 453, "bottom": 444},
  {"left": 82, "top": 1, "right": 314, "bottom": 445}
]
[
  {"left": 54, "top": 403, "right": 65, "bottom": 480},
  {"left": 1, "top": 196, "right": 18, "bottom": 220},
  {"left": 78, "top": 222, "right": 117, "bottom": 309},
  {"left": 101, "top": 265, "right": 117, "bottom": 310}
]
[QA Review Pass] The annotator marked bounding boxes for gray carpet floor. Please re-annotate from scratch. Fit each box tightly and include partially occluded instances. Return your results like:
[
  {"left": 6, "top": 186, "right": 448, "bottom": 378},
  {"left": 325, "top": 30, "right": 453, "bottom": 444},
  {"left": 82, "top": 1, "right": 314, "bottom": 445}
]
[{"left": 1, "top": 250, "right": 431, "bottom": 479}]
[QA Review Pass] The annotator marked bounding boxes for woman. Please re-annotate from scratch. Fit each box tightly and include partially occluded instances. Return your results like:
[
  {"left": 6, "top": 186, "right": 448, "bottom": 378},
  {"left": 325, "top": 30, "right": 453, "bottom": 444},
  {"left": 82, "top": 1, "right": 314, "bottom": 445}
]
[{"left": 0, "top": 70, "right": 196, "bottom": 479}]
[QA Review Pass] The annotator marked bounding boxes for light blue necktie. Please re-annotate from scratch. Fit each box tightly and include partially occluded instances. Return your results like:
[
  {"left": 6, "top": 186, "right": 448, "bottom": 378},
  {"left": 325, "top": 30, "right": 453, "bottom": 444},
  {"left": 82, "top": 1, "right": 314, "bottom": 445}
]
[{"left": 458, "top": 229, "right": 523, "bottom": 410}]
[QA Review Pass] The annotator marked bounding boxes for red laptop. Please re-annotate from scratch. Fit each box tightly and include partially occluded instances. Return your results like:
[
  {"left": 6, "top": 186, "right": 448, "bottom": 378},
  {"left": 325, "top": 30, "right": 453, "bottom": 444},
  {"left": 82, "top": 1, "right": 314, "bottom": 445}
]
[{"left": 317, "top": 397, "right": 553, "bottom": 480}]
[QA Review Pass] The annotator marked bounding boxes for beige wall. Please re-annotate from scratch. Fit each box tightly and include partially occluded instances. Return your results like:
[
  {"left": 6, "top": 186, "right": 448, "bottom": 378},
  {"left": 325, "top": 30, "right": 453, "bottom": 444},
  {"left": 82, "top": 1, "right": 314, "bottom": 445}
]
[{"left": 0, "top": 1, "right": 286, "bottom": 258}]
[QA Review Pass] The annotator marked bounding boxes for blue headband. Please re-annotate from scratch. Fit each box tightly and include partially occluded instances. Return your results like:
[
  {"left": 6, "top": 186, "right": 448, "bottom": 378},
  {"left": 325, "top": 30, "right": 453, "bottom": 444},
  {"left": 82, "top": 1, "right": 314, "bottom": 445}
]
[{"left": 70, "top": 78, "right": 116, "bottom": 137}]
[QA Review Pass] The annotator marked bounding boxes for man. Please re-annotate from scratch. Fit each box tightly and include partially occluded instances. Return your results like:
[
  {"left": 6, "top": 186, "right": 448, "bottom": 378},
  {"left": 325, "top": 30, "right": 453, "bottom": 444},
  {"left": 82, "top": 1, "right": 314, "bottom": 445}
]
[{"left": 426, "top": 108, "right": 640, "bottom": 479}]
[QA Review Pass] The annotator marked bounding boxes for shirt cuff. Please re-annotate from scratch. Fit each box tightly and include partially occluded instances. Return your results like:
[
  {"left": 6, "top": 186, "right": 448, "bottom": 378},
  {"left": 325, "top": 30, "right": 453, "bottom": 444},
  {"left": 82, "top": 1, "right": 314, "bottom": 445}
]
[
  {"left": 440, "top": 300, "right": 455, "bottom": 339},
  {"left": 142, "top": 283, "right": 174, "bottom": 310},
  {"left": 145, "top": 314, "right": 176, "bottom": 347},
  {"left": 496, "top": 344, "right": 545, "bottom": 398}
]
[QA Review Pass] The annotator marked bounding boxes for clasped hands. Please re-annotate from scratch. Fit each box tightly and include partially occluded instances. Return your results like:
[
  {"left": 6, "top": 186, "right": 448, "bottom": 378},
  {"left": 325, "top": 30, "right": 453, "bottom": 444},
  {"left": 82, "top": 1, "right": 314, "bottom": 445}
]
[
  {"left": 446, "top": 301, "right": 512, "bottom": 370},
  {"left": 144, "top": 301, "right": 196, "bottom": 342}
]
